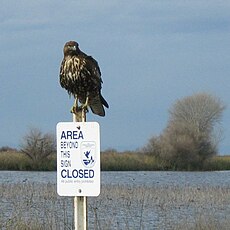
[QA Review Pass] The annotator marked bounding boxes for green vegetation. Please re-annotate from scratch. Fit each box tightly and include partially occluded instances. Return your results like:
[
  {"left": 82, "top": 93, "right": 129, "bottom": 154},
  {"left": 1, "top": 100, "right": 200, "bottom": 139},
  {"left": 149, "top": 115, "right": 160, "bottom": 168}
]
[
  {"left": 0, "top": 182, "right": 229, "bottom": 229},
  {"left": 0, "top": 148, "right": 230, "bottom": 171}
]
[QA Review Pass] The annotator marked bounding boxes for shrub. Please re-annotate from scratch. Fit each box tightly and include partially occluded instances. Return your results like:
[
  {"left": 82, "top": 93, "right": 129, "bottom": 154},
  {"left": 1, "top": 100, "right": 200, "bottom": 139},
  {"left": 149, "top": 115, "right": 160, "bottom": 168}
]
[
  {"left": 0, "top": 146, "right": 18, "bottom": 152},
  {"left": 0, "top": 151, "right": 32, "bottom": 170},
  {"left": 144, "top": 93, "right": 225, "bottom": 170},
  {"left": 20, "top": 128, "right": 56, "bottom": 168}
]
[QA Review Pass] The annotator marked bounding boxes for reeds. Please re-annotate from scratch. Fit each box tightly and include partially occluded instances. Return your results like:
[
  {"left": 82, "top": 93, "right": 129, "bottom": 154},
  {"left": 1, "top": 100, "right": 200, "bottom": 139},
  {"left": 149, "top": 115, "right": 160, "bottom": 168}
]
[
  {"left": 100, "top": 150, "right": 230, "bottom": 171},
  {"left": 0, "top": 150, "right": 230, "bottom": 171},
  {"left": 0, "top": 151, "right": 31, "bottom": 170},
  {"left": 204, "top": 155, "right": 230, "bottom": 171},
  {"left": 100, "top": 151, "right": 161, "bottom": 171},
  {"left": 0, "top": 183, "right": 72, "bottom": 230},
  {"left": 0, "top": 182, "right": 229, "bottom": 229},
  {"left": 0, "top": 151, "right": 56, "bottom": 171}
]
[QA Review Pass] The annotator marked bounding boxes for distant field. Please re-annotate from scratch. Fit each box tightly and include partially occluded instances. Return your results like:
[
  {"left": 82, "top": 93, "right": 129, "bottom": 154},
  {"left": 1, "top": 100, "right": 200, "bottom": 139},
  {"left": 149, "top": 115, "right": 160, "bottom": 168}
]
[{"left": 0, "top": 150, "right": 230, "bottom": 171}]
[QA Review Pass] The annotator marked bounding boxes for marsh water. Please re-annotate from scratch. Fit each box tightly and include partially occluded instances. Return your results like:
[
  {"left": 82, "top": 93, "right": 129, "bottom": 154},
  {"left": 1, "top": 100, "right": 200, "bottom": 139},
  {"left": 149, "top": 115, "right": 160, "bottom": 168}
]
[
  {"left": 1, "top": 170, "right": 230, "bottom": 187},
  {"left": 1, "top": 171, "right": 230, "bottom": 229}
]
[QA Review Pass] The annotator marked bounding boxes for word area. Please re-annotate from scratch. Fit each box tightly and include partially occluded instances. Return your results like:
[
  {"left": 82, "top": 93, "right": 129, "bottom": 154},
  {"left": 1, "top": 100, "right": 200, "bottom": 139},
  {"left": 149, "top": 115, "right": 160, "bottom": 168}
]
[{"left": 57, "top": 122, "right": 100, "bottom": 196}]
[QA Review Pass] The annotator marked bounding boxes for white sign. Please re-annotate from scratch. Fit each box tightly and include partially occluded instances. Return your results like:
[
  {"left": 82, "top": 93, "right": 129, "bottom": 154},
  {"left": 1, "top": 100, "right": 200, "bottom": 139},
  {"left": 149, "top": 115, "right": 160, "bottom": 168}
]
[{"left": 56, "top": 122, "right": 100, "bottom": 196}]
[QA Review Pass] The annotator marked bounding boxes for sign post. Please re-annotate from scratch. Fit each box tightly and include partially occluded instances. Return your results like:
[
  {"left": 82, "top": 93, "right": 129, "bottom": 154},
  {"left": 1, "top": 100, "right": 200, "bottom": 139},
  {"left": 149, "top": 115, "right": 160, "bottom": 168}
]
[
  {"left": 73, "top": 110, "right": 87, "bottom": 230},
  {"left": 57, "top": 109, "right": 100, "bottom": 230}
]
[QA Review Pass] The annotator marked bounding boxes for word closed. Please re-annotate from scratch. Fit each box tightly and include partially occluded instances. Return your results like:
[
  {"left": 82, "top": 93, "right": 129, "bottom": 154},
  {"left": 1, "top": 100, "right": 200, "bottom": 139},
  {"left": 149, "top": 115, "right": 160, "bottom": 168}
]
[{"left": 57, "top": 122, "right": 100, "bottom": 196}]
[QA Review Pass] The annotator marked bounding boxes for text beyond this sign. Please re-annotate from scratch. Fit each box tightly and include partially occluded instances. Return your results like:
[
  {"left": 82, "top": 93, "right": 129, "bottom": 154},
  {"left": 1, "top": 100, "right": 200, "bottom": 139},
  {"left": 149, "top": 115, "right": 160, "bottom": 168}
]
[{"left": 56, "top": 122, "right": 100, "bottom": 196}]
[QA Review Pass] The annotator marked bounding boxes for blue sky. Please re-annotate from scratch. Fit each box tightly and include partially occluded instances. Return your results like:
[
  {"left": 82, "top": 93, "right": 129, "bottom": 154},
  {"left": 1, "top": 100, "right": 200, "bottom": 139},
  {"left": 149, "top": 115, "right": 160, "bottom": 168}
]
[{"left": 1, "top": 1, "right": 230, "bottom": 154}]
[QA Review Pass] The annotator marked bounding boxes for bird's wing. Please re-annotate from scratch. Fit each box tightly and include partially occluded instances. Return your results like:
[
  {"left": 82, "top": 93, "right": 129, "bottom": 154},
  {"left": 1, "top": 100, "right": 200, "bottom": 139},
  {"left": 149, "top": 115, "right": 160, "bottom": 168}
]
[
  {"left": 83, "top": 55, "right": 102, "bottom": 84},
  {"left": 83, "top": 55, "right": 109, "bottom": 108},
  {"left": 80, "top": 54, "right": 108, "bottom": 116}
]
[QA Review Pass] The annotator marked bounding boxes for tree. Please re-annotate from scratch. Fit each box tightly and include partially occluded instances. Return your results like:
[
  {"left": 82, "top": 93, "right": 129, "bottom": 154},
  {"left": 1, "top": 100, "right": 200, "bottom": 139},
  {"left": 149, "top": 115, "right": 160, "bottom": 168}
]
[
  {"left": 21, "top": 128, "right": 56, "bottom": 166},
  {"left": 144, "top": 93, "right": 225, "bottom": 170},
  {"left": 169, "top": 93, "right": 225, "bottom": 137}
]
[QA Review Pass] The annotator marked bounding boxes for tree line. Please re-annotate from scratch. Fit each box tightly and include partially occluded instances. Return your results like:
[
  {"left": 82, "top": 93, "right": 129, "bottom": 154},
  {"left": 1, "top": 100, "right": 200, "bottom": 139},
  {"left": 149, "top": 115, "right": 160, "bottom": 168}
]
[{"left": 0, "top": 92, "right": 227, "bottom": 171}]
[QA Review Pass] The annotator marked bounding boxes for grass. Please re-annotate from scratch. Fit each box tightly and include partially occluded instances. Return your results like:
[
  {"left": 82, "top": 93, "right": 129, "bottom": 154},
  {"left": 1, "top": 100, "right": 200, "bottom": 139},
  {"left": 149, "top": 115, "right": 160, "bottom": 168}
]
[
  {"left": 101, "top": 151, "right": 230, "bottom": 171},
  {"left": 204, "top": 155, "right": 230, "bottom": 171},
  {"left": 0, "top": 182, "right": 229, "bottom": 229},
  {"left": 0, "top": 149, "right": 230, "bottom": 171},
  {"left": 0, "top": 151, "right": 31, "bottom": 170},
  {"left": 100, "top": 150, "right": 161, "bottom": 171},
  {"left": 0, "top": 151, "right": 56, "bottom": 171}
]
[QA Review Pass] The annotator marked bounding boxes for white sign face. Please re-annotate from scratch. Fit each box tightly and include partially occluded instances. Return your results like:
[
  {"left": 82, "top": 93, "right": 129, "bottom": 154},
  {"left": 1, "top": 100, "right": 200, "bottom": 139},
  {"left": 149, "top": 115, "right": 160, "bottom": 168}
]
[{"left": 56, "top": 122, "right": 100, "bottom": 197}]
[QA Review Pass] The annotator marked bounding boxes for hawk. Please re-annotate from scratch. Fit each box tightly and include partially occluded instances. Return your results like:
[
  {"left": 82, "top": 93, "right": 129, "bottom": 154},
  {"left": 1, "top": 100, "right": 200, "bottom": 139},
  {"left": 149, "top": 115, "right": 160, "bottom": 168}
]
[{"left": 59, "top": 41, "right": 109, "bottom": 116}]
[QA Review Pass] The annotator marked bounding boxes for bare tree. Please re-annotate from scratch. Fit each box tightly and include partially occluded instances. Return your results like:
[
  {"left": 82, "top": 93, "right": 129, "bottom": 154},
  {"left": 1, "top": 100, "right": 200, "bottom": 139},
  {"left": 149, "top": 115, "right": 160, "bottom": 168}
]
[
  {"left": 144, "top": 93, "right": 226, "bottom": 170},
  {"left": 21, "top": 128, "right": 56, "bottom": 164},
  {"left": 169, "top": 93, "right": 225, "bottom": 148}
]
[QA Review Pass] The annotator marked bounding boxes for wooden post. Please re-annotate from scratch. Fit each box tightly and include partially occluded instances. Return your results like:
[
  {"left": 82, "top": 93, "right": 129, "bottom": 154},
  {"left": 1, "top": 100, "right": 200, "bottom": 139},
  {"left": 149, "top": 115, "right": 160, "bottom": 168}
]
[{"left": 73, "top": 109, "right": 87, "bottom": 230}]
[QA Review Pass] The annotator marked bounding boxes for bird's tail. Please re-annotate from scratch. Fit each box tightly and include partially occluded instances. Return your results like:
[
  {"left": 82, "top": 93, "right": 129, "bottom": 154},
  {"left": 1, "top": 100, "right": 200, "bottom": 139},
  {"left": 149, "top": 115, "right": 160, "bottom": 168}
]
[{"left": 90, "top": 94, "right": 109, "bottom": 117}]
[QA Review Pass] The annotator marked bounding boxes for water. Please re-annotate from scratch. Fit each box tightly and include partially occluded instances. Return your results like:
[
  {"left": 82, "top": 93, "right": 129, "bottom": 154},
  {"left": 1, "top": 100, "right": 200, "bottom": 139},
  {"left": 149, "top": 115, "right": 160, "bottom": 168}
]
[
  {"left": 0, "top": 171, "right": 230, "bottom": 229},
  {"left": 0, "top": 170, "right": 230, "bottom": 187}
]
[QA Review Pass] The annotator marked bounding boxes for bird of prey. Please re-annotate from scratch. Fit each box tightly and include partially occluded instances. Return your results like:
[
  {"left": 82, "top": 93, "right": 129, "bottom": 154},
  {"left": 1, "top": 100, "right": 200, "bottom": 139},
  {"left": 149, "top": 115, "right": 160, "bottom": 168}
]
[{"left": 59, "top": 41, "right": 109, "bottom": 116}]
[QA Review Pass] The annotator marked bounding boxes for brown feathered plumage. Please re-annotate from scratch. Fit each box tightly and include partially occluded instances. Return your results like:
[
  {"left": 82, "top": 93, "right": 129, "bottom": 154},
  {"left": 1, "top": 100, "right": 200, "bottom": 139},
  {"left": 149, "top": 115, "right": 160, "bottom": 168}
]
[{"left": 59, "top": 41, "right": 109, "bottom": 116}]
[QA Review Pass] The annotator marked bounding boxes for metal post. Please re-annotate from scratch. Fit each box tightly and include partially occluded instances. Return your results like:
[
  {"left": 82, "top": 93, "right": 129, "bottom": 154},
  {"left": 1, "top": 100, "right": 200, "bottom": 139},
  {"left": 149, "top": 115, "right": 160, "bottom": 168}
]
[{"left": 73, "top": 109, "right": 87, "bottom": 230}]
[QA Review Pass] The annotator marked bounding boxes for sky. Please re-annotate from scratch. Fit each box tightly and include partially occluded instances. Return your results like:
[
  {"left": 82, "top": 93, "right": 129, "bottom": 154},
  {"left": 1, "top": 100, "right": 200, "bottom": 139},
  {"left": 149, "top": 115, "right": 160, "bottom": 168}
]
[{"left": 0, "top": 0, "right": 230, "bottom": 154}]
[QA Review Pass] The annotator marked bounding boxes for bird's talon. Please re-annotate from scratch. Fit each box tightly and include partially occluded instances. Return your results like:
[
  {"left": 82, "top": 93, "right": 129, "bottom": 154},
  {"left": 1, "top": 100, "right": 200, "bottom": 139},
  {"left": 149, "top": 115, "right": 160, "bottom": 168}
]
[
  {"left": 70, "top": 107, "right": 75, "bottom": 114},
  {"left": 70, "top": 106, "right": 79, "bottom": 114},
  {"left": 79, "top": 105, "right": 89, "bottom": 113},
  {"left": 70, "top": 105, "right": 88, "bottom": 114}
]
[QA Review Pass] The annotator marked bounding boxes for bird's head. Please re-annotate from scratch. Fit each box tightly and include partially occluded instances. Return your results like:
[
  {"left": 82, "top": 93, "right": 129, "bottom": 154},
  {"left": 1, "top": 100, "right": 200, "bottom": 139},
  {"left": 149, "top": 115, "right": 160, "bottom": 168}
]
[{"left": 63, "top": 41, "right": 80, "bottom": 56}]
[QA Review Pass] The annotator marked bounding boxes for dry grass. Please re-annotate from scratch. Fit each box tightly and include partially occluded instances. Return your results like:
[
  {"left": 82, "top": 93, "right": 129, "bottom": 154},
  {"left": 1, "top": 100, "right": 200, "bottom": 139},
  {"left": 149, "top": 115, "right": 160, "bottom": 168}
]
[
  {"left": 101, "top": 151, "right": 160, "bottom": 171},
  {"left": 93, "top": 185, "right": 230, "bottom": 229},
  {"left": 0, "top": 182, "right": 229, "bottom": 229},
  {"left": 204, "top": 155, "right": 230, "bottom": 170},
  {"left": 0, "top": 183, "right": 72, "bottom": 230},
  {"left": 0, "top": 151, "right": 56, "bottom": 171},
  {"left": 0, "top": 150, "right": 230, "bottom": 171},
  {"left": 101, "top": 151, "right": 230, "bottom": 171},
  {"left": 0, "top": 151, "right": 31, "bottom": 170}
]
